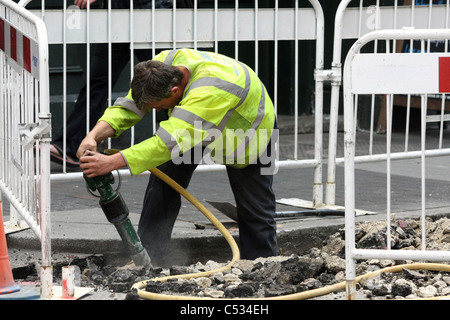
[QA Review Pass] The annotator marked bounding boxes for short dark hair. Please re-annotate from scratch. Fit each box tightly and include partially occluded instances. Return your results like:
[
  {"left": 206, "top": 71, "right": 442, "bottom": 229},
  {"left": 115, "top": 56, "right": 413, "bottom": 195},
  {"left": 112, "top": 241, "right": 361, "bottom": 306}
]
[{"left": 131, "top": 60, "right": 183, "bottom": 110}]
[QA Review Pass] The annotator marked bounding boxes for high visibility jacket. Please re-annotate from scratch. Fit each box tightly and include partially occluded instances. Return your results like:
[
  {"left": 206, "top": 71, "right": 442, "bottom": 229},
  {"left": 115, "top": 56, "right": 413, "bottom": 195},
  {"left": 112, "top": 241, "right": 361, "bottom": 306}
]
[{"left": 99, "top": 48, "right": 275, "bottom": 176}]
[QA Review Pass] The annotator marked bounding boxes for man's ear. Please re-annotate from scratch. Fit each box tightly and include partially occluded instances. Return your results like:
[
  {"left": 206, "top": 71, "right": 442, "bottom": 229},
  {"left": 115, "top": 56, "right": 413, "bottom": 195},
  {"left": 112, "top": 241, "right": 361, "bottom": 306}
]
[{"left": 171, "top": 86, "right": 182, "bottom": 97}]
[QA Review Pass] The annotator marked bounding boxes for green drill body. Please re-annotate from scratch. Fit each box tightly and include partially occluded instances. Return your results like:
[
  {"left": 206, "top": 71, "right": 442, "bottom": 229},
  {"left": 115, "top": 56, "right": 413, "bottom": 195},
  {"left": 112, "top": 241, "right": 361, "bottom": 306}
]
[{"left": 84, "top": 172, "right": 152, "bottom": 270}]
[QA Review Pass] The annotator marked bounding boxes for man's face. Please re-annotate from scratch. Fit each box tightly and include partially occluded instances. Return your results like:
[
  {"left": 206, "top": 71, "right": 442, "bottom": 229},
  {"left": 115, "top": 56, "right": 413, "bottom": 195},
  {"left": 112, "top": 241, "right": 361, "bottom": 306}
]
[{"left": 146, "top": 87, "right": 183, "bottom": 111}]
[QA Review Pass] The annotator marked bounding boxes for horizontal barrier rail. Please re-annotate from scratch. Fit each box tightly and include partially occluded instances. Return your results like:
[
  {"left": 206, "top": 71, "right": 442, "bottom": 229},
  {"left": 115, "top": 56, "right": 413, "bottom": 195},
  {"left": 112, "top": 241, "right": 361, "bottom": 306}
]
[{"left": 34, "top": 7, "right": 319, "bottom": 45}]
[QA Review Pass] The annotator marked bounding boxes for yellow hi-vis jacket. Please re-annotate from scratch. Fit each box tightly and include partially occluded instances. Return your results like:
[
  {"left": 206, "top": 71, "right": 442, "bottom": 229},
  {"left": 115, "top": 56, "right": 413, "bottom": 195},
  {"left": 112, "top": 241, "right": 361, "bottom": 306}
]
[{"left": 98, "top": 48, "right": 276, "bottom": 176}]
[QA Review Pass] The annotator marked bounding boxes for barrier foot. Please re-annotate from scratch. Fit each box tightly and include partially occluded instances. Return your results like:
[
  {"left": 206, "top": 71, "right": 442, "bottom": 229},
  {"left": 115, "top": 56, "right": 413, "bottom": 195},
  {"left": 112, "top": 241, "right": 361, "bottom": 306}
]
[
  {"left": 346, "top": 280, "right": 357, "bottom": 300},
  {"left": 39, "top": 265, "right": 53, "bottom": 299},
  {"left": 50, "top": 266, "right": 94, "bottom": 300}
]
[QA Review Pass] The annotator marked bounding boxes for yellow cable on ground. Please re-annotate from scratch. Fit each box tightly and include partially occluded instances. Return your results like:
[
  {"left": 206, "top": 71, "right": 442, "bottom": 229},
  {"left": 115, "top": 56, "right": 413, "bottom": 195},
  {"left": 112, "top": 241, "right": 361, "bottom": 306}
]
[
  {"left": 131, "top": 166, "right": 450, "bottom": 301},
  {"left": 264, "top": 262, "right": 450, "bottom": 301}
]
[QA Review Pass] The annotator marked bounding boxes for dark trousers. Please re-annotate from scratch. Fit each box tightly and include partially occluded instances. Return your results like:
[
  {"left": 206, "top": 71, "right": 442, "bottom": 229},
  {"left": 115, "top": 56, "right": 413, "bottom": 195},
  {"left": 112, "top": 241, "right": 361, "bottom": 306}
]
[{"left": 137, "top": 148, "right": 278, "bottom": 264}]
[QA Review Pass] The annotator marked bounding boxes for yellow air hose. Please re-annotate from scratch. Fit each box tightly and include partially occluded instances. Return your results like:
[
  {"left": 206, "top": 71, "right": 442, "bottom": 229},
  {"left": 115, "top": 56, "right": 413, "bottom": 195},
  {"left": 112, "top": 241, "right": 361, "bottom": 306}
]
[{"left": 128, "top": 166, "right": 450, "bottom": 301}]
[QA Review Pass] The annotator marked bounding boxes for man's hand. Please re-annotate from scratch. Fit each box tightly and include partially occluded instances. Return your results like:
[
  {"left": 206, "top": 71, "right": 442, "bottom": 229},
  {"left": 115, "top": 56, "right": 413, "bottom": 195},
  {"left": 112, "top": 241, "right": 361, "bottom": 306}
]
[
  {"left": 80, "top": 151, "right": 126, "bottom": 178},
  {"left": 77, "top": 135, "right": 98, "bottom": 160},
  {"left": 74, "top": 0, "right": 98, "bottom": 9},
  {"left": 76, "top": 120, "right": 119, "bottom": 177},
  {"left": 76, "top": 120, "right": 116, "bottom": 160}
]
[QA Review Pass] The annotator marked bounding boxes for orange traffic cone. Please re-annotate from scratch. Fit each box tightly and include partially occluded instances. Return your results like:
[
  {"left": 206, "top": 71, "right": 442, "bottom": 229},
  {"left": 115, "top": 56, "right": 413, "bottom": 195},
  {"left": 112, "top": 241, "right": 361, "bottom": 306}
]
[{"left": 0, "top": 204, "right": 20, "bottom": 295}]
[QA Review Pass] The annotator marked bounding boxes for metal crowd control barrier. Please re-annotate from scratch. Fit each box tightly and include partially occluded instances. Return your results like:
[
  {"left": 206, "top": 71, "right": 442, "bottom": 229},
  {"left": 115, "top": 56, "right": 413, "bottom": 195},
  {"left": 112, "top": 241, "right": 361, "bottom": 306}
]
[
  {"left": 26, "top": 0, "right": 327, "bottom": 207},
  {"left": 0, "top": 0, "right": 52, "bottom": 298},
  {"left": 343, "top": 28, "right": 450, "bottom": 300},
  {"left": 327, "top": 0, "right": 450, "bottom": 208}
]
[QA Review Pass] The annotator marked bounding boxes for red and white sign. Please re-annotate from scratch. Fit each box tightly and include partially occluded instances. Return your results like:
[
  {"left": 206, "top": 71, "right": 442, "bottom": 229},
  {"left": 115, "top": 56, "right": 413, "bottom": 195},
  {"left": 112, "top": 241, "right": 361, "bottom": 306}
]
[
  {"left": 0, "top": 17, "right": 39, "bottom": 79},
  {"left": 351, "top": 53, "right": 450, "bottom": 95},
  {"left": 439, "top": 56, "right": 450, "bottom": 92}
]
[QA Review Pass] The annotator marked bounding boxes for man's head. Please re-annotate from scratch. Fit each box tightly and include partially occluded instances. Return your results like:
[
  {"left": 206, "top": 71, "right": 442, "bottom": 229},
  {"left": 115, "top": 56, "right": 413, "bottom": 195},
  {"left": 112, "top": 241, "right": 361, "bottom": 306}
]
[{"left": 131, "top": 60, "right": 184, "bottom": 111}]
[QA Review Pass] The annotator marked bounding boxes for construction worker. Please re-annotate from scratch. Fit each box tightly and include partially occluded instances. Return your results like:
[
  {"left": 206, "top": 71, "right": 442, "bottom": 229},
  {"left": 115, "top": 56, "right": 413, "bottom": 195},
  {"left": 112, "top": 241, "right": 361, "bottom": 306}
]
[{"left": 78, "top": 48, "right": 278, "bottom": 265}]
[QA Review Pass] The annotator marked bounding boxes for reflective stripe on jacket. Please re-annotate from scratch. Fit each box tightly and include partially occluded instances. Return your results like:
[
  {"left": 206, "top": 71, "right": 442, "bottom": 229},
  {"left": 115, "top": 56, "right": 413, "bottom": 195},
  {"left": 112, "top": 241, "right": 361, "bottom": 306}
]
[{"left": 99, "top": 48, "right": 275, "bottom": 175}]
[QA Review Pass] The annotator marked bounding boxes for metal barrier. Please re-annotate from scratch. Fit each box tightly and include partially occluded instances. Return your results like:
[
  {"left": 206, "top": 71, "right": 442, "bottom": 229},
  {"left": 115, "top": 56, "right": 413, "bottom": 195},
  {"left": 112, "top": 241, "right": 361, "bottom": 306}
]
[
  {"left": 0, "top": 0, "right": 52, "bottom": 298},
  {"left": 343, "top": 28, "right": 450, "bottom": 299},
  {"left": 326, "top": 0, "right": 450, "bottom": 207},
  {"left": 26, "top": 0, "right": 327, "bottom": 207}
]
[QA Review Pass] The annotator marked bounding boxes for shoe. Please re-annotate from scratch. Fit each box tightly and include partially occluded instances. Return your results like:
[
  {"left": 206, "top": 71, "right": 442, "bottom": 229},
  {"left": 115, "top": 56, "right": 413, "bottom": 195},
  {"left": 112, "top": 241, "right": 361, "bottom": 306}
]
[{"left": 50, "top": 144, "right": 80, "bottom": 167}]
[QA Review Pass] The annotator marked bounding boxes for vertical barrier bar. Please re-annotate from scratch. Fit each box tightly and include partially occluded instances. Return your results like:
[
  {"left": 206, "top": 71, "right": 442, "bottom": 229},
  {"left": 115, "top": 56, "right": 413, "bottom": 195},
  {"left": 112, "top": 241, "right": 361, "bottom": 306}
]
[
  {"left": 107, "top": 0, "right": 112, "bottom": 150},
  {"left": 254, "top": 0, "right": 258, "bottom": 75},
  {"left": 310, "top": 0, "right": 325, "bottom": 207},
  {"left": 325, "top": 0, "right": 351, "bottom": 206},
  {"left": 343, "top": 49, "right": 356, "bottom": 298},
  {"left": 421, "top": 94, "right": 427, "bottom": 251},
  {"left": 151, "top": 0, "right": 156, "bottom": 134},
  {"left": 62, "top": 1, "right": 67, "bottom": 172},
  {"left": 130, "top": 0, "right": 135, "bottom": 146},
  {"left": 386, "top": 92, "right": 392, "bottom": 249},
  {"left": 294, "top": 0, "right": 299, "bottom": 160},
  {"left": 86, "top": 1, "right": 91, "bottom": 139},
  {"left": 194, "top": 0, "right": 198, "bottom": 50},
  {"left": 273, "top": 0, "right": 278, "bottom": 116},
  {"left": 234, "top": 0, "right": 238, "bottom": 60},
  {"left": 37, "top": 6, "right": 52, "bottom": 296},
  {"left": 39, "top": 111, "right": 52, "bottom": 299},
  {"left": 173, "top": 0, "right": 177, "bottom": 50}
]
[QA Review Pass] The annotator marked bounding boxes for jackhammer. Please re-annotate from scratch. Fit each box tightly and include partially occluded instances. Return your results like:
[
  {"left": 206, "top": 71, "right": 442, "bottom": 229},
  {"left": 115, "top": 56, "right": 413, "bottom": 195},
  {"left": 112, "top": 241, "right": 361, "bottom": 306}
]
[{"left": 83, "top": 171, "right": 152, "bottom": 270}]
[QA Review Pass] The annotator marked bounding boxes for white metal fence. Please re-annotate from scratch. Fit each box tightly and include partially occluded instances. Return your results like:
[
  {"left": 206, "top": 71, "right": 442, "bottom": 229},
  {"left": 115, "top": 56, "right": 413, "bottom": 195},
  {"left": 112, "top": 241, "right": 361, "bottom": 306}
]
[
  {"left": 327, "top": 0, "right": 450, "bottom": 207},
  {"left": 343, "top": 28, "right": 450, "bottom": 299},
  {"left": 0, "top": 0, "right": 52, "bottom": 298},
  {"left": 331, "top": 0, "right": 450, "bottom": 300}
]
